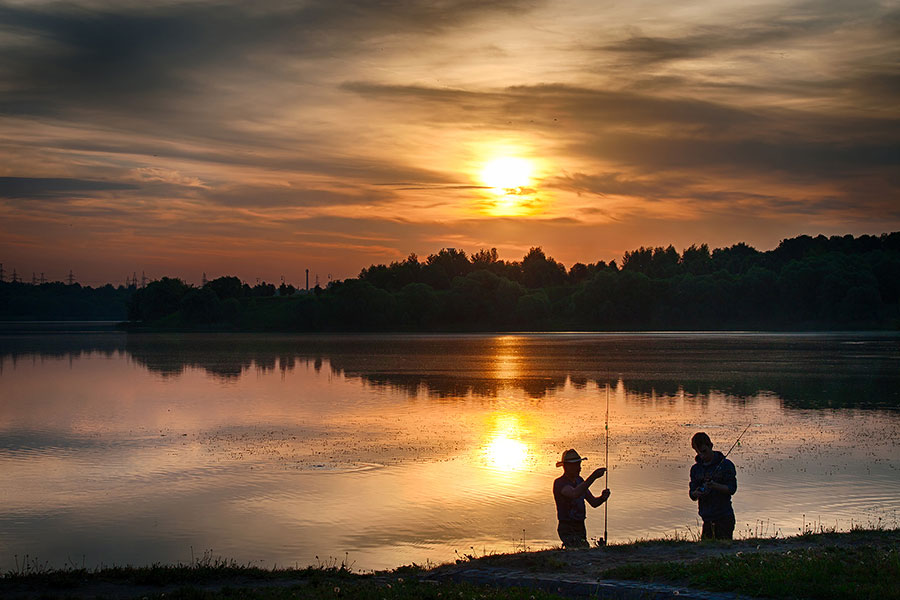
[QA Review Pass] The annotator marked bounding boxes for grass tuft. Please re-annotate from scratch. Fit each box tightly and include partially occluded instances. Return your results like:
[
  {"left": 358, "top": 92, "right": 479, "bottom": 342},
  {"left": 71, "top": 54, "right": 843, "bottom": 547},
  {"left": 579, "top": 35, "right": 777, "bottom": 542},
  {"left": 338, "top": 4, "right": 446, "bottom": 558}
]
[{"left": 601, "top": 543, "right": 900, "bottom": 600}]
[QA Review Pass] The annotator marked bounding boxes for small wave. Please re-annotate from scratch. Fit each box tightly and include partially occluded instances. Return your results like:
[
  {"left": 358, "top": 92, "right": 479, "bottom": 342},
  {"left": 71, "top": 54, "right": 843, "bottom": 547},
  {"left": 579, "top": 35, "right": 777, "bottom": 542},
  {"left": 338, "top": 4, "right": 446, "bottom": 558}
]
[{"left": 297, "top": 462, "right": 385, "bottom": 473}]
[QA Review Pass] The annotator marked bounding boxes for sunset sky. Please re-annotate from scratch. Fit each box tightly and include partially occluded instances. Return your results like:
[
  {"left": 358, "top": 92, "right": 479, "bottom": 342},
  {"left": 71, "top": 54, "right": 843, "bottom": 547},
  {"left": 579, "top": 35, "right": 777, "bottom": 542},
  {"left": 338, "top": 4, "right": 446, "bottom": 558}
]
[{"left": 1, "top": 0, "right": 898, "bottom": 286}]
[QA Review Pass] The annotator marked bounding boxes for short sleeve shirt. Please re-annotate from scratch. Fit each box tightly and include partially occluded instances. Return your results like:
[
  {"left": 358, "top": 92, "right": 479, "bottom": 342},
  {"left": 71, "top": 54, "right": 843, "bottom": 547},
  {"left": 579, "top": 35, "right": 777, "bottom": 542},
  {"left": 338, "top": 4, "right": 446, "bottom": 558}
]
[{"left": 553, "top": 474, "right": 586, "bottom": 522}]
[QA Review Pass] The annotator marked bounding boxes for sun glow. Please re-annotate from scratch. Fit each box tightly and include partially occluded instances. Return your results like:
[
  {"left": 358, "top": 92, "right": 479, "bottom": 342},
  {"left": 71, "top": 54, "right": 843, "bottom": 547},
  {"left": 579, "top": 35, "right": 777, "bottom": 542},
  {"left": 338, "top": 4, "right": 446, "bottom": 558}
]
[
  {"left": 481, "top": 157, "right": 533, "bottom": 195},
  {"left": 477, "top": 156, "right": 541, "bottom": 217}
]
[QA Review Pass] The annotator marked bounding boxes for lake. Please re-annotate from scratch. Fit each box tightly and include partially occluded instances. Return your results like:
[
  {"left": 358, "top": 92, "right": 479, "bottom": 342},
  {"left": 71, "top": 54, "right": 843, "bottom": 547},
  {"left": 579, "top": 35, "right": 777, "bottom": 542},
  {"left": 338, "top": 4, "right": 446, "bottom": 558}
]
[{"left": 1, "top": 331, "right": 899, "bottom": 572}]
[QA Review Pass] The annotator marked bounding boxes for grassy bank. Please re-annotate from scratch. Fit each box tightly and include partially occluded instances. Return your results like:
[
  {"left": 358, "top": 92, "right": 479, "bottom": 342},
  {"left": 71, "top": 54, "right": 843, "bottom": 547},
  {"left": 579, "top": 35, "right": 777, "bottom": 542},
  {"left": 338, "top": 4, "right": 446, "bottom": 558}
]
[
  {"left": 601, "top": 535, "right": 900, "bottom": 599},
  {"left": 469, "top": 527, "right": 900, "bottom": 600},
  {"left": 0, "top": 558, "right": 564, "bottom": 600},
  {"left": 3, "top": 529, "right": 898, "bottom": 599}
]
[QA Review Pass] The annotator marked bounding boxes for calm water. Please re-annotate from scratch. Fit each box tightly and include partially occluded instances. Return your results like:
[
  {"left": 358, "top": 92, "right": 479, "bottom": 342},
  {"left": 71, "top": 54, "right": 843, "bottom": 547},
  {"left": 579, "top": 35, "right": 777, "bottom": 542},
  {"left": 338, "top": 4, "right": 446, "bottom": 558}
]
[{"left": 1, "top": 331, "right": 899, "bottom": 571}]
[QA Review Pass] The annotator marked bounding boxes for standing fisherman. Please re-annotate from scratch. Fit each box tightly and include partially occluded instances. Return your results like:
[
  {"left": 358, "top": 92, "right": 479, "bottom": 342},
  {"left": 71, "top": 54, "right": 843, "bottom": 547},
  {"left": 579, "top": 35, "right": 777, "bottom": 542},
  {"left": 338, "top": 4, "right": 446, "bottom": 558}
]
[
  {"left": 689, "top": 431, "right": 738, "bottom": 540},
  {"left": 553, "top": 449, "right": 610, "bottom": 548}
]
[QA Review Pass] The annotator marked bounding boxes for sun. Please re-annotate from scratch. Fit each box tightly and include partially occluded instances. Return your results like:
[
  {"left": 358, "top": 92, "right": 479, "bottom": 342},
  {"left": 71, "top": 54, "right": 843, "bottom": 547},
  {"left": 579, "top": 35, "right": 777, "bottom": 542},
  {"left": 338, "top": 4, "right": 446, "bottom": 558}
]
[{"left": 481, "top": 157, "right": 533, "bottom": 194}]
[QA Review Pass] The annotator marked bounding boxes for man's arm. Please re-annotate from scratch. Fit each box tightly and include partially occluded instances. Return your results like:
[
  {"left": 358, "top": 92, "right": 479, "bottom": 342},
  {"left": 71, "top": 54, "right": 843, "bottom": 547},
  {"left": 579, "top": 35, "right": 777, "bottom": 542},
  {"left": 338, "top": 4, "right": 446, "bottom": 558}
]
[
  {"left": 689, "top": 465, "right": 704, "bottom": 500},
  {"left": 706, "top": 462, "right": 737, "bottom": 495},
  {"left": 586, "top": 488, "right": 610, "bottom": 507},
  {"left": 561, "top": 467, "right": 606, "bottom": 499}
]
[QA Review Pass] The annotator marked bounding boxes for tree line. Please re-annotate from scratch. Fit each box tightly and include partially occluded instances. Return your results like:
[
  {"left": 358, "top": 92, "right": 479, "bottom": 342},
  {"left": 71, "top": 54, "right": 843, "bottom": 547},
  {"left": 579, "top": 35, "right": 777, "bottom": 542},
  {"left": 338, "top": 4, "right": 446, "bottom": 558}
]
[
  {"left": 0, "top": 281, "right": 132, "bottom": 321},
  {"left": 119, "top": 232, "right": 900, "bottom": 331}
]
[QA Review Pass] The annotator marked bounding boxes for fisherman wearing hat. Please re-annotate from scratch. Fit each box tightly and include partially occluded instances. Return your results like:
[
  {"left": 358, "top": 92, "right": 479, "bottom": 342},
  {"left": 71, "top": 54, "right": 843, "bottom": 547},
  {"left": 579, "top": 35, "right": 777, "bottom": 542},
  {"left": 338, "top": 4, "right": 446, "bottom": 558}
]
[{"left": 553, "top": 448, "right": 610, "bottom": 548}]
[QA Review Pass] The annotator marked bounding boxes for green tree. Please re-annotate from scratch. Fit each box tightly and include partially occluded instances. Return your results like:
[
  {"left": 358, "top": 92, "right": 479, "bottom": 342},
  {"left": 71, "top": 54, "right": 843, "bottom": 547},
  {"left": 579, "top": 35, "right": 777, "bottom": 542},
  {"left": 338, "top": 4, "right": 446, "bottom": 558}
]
[
  {"left": 515, "top": 290, "right": 552, "bottom": 325},
  {"left": 521, "top": 247, "right": 566, "bottom": 288},
  {"left": 328, "top": 279, "right": 398, "bottom": 330},
  {"left": 681, "top": 244, "right": 711, "bottom": 275},
  {"left": 397, "top": 282, "right": 438, "bottom": 329},
  {"left": 422, "top": 248, "right": 471, "bottom": 289},
  {"left": 711, "top": 242, "right": 761, "bottom": 274}
]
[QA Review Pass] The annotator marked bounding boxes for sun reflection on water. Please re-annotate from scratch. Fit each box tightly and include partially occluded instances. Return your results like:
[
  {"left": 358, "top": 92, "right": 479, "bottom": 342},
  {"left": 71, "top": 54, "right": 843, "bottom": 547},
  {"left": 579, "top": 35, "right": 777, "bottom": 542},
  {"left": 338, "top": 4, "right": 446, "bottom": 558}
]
[
  {"left": 479, "top": 412, "right": 535, "bottom": 474},
  {"left": 484, "top": 435, "right": 529, "bottom": 471},
  {"left": 491, "top": 336, "right": 522, "bottom": 381}
]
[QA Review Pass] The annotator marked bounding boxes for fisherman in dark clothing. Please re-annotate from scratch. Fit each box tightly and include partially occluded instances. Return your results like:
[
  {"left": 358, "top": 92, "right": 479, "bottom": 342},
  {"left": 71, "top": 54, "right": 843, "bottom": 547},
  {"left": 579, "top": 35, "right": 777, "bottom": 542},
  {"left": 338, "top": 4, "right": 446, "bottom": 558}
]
[
  {"left": 553, "top": 449, "right": 610, "bottom": 548},
  {"left": 689, "top": 432, "right": 738, "bottom": 540}
]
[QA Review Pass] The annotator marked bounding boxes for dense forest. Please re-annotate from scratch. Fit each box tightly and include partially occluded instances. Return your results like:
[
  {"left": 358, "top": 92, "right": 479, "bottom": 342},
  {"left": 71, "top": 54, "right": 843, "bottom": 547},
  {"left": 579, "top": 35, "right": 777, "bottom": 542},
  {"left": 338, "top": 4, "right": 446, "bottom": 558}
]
[
  {"left": 3, "top": 232, "right": 899, "bottom": 330},
  {"left": 0, "top": 280, "right": 132, "bottom": 321},
  {"left": 126, "top": 232, "right": 899, "bottom": 331}
]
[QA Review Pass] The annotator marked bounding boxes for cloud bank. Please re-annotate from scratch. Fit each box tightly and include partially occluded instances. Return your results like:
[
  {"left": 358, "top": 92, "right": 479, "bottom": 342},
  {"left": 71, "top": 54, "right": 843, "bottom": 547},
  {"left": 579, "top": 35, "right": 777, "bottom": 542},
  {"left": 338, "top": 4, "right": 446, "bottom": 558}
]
[{"left": 1, "top": 0, "right": 897, "bottom": 284}]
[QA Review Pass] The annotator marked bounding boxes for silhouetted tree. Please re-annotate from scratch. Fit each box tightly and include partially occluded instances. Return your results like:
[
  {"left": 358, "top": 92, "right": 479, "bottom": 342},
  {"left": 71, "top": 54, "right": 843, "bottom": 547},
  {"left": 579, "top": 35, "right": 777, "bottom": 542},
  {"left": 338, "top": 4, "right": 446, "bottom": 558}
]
[
  {"left": 251, "top": 282, "right": 277, "bottom": 297},
  {"left": 471, "top": 248, "right": 500, "bottom": 268},
  {"left": 101, "top": 231, "right": 900, "bottom": 331},
  {"left": 422, "top": 248, "right": 471, "bottom": 289},
  {"left": 181, "top": 287, "right": 222, "bottom": 323},
  {"left": 397, "top": 282, "right": 438, "bottom": 329},
  {"left": 128, "top": 277, "right": 190, "bottom": 321},
  {"left": 681, "top": 244, "right": 711, "bottom": 275},
  {"left": 622, "top": 246, "right": 653, "bottom": 273},
  {"left": 206, "top": 276, "right": 243, "bottom": 300},
  {"left": 515, "top": 290, "right": 552, "bottom": 325},
  {"left": 521, "top": 247, "right": 566, "bottom": 288},
  {"left": 568, "top": 262, "right": 590, "bottom": 283},
  {"left": 711, "top": 242, "right": 761, "bottom": 274}
]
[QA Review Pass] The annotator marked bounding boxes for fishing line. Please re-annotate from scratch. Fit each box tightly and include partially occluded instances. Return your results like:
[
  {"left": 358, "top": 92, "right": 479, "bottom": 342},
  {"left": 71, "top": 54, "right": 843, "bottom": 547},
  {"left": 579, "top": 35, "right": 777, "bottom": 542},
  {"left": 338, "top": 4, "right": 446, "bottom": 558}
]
[
  {"left": 702, "top": 422, "right": 753, "bottom": 487},
  {"left": 722, "top": 422, "right": 752, "bottom": 462}
]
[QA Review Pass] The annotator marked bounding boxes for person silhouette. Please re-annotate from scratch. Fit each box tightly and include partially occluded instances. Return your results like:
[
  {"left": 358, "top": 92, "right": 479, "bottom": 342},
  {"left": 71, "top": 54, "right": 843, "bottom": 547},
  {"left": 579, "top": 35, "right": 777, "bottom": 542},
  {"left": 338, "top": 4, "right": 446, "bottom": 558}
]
[
  {"left": 689, "top": 432, "right": 738, "bottom": 540},
  {"left": 553, "top": 449, "right": 610, "bottom": 548}
]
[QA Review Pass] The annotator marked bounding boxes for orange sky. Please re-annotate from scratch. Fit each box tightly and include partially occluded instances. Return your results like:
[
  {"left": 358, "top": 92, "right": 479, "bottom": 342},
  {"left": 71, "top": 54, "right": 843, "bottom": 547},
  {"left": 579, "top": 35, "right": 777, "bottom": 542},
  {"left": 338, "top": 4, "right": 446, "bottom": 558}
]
[{"left": 1, "top": 0, "right": 898, "bottom": 286}]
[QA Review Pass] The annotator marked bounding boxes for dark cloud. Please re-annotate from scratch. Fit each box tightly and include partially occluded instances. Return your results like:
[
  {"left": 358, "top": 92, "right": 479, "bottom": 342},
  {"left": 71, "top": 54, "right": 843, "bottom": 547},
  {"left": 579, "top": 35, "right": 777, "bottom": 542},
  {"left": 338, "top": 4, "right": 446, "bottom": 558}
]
[
  {"left": 569, "top": 133, "right": 900, "bottom": 179},
  {"left": 548, "top": 172, "right": 693, "bottom": 200},
  {"left": 0, "top": 0, "right": 539, "bottom": 115},
  {"left": 207, "top": 184, "right": 395, "bottom": 209},
  {"left": 43, "top": 137, "right": 459, "bottom": 186},
  {"left": 597, "top": 0, "right": 892, "bottom": 66},
  {"left": 343, "top": 81, "right": 762, "bottom": 133},
  {"left": 376, "top": 183, "right": 490, "bottom": 191},
  {"left": 0, "top": 177, "right": 138, "bottom": 199}
]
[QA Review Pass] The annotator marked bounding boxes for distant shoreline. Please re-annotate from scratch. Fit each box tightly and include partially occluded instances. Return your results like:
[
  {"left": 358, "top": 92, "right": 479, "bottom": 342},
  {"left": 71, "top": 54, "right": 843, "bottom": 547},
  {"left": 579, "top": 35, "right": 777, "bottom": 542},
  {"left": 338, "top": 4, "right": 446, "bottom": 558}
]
[{"left": 3, "top": 320, "right": 899, "bottom": 335}]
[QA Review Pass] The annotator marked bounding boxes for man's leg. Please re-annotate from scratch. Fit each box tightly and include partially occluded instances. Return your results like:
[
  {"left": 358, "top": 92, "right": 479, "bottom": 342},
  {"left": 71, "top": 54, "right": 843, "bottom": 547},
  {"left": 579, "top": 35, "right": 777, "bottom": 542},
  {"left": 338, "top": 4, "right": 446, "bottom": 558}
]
[
  {"left": 701, "top": 519, "right": 715, "bottom": 540},
  {"left": 713, "top": 515, "right": 735, "bottom": 540},
  {"left": 558, "top": 520, "right": 589, "bottom": 548}
]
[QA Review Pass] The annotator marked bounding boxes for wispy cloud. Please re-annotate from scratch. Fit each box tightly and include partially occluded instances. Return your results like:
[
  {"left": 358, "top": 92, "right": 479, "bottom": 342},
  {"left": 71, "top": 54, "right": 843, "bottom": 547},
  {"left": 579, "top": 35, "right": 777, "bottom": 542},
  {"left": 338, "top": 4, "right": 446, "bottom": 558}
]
[{"left": 0, "top": 177, "right": 138, "bottom": 199}]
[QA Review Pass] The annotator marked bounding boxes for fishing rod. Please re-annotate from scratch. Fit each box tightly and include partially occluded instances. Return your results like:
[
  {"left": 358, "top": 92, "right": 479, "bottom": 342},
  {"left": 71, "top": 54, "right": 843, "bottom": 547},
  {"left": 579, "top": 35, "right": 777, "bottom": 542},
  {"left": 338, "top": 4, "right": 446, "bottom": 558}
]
[
  {"left": 698, "top": 422, "right": 751, "bottom": 493},
  {"left": 722, "top": 422, "right": 752, "bottom": 461},
  {"left": 603, "top": 374, "right": 610, "bottom": 545}
]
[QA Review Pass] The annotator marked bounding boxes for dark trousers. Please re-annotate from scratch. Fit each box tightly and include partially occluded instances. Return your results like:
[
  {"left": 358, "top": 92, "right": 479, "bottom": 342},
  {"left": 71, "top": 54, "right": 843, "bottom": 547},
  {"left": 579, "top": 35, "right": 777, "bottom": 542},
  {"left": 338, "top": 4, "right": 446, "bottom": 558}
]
[
  {"left": 701, "top": 514, "right": 735, "bottom": 540},
  {"left": 557, "top": 520, "right": 589, "bottom": 548}
]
